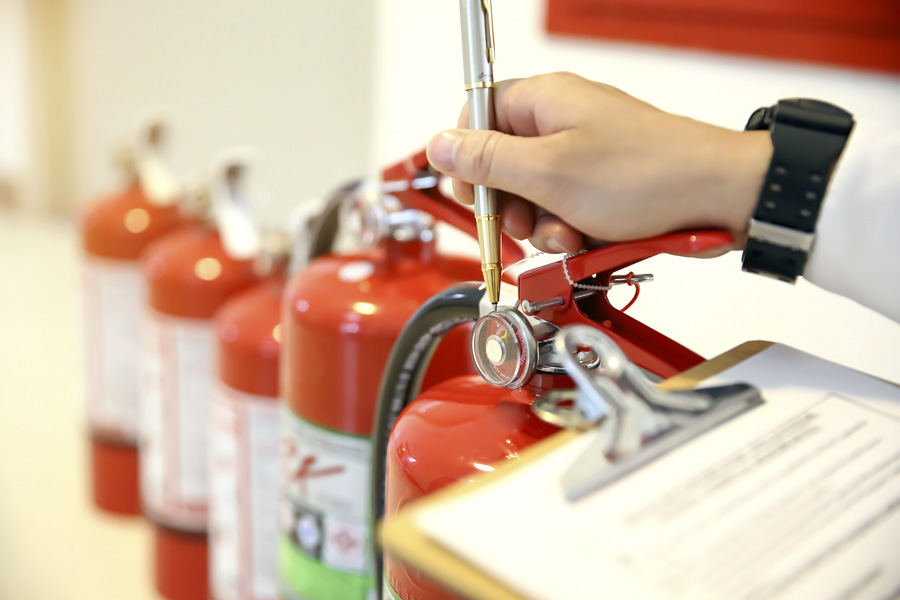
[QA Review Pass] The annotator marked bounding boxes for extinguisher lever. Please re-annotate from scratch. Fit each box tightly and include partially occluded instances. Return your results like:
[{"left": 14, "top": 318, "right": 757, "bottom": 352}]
[
  {"left": 513, "top": 230, "right": 735, "bottom": 378},
  {"left": 383, "top": 149, "right": 526, "bottom": 266},
  {"left": 517, "top": 230, "right": 734, "bottom": 307}
]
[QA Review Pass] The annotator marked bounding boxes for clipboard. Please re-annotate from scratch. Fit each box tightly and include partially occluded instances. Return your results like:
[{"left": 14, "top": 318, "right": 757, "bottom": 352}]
[{"left": 379, "top": 340, "right": 774, "bottom": 600}]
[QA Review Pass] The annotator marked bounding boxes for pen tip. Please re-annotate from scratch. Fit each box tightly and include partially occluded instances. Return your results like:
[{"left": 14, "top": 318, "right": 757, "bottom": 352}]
[{"left": 491, "top": 303, "right": 498, "bottom": 312}]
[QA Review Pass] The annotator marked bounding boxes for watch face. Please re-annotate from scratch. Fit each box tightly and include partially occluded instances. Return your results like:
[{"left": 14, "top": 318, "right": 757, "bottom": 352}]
[{"left": 775, "top": 98, "right": 855, "bottom": 135}]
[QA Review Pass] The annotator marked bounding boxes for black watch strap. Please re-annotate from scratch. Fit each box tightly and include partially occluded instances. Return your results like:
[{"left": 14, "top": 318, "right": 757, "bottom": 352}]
[{"left": 742, "top": 98, "right": 854, "bottom": 282}]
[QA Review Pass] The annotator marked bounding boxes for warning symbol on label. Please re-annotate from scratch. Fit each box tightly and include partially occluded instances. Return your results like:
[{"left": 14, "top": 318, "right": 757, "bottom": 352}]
[
  {"left": 331, "top": 528, "right": 360, "bottom": 554},
  {"left": 323, "top": 517, "right": 367, "bottom": 572}
]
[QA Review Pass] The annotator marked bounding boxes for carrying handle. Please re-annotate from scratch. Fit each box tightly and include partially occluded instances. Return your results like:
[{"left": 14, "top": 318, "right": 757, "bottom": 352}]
[
  {"left": 131, "top": 107, "right": 181, "bottom": 207},
  {"left": 209, "top": 148, "right": 263, "bottom": 261},
  {"left": 370, "top": 283, "right": 485, "bottom": 600}
]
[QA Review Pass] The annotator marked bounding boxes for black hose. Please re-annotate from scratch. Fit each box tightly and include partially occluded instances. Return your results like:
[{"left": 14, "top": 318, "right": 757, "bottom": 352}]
[
  {"left": 371, "top": 283, "right": 484, "bottom": 598},
  {"left": 288, "top": 179, "right": 361, "bottom": 275}
]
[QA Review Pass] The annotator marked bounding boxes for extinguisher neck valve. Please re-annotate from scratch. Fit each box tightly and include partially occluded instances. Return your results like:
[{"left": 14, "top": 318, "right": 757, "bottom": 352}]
[
  {"left": 253, "top": 230, "right": 292, "bottom": 277},
  {"left": 178, "top": 172, "right": 214, "bottom": 222}
]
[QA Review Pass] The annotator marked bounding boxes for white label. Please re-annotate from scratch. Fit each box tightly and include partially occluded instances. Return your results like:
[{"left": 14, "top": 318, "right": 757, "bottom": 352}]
[
  {"left": 210, "top": 383, "right": 280, "bottom": 600},
  {"left": 140, "top": 310, "right": 215, "bottom": 531},
  {"left": 82, "top": 256, "right": 145, "bottom": 442},
  {"left": 280, "top": 408, "right": 372, "bottom": 574}
]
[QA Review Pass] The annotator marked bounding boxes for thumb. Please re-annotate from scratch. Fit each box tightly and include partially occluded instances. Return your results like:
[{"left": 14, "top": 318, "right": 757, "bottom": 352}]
[{"left": 426, "top": 129, "right": 544, "bottom": 196}]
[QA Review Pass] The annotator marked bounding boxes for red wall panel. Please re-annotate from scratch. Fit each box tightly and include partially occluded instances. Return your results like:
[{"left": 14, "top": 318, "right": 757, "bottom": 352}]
[{"left": 546, "top": 0, "right": 900, "bottom": 73}]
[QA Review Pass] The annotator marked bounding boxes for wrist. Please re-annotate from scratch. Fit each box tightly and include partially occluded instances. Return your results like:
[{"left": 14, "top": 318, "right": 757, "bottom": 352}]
[{"left": 711, "top": 129, "right": 773, "bottom": 247}]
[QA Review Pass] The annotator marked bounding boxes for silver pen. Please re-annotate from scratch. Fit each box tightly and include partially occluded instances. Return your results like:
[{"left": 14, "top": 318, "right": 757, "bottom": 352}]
[{"left": 460, "top": 0, "right": 501, "bottom": 311}]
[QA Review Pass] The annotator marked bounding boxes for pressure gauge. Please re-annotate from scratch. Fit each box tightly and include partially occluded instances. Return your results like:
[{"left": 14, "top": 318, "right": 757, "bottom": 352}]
[{"left": 471, "top": 307, "right": 537, "bottom": 389}]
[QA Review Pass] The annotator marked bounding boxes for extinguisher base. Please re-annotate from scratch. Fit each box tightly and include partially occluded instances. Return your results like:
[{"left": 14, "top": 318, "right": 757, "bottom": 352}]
[
  {"left": 89, "top": 436, "right": 141, "bottom": 516},
  {"left": 154, "top": 524, "right": 209, "bottom": 600}
]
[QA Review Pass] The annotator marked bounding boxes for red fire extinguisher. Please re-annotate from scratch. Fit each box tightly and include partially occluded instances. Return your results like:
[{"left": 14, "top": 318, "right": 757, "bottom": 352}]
[
  {"left": 209, "top": 231, "right": 293, "bottom": 600},
  {"left": 372, "top": 229, "right": 734, "bottom": 600},
  {"left": 80, "top": 118, "right": 185, "bottom": 516},
  {"left": 278, "top": 152, "right": 525, "bottom": 600},
  {"left": 141, "top": 156, "right": 262, "bottom": 600}
]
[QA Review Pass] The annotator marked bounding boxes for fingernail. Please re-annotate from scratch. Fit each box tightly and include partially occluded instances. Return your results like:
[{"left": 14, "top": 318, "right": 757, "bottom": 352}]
[
  {"left": 547, "top": 238, "right": 567, "bottom": 254},
  {"left": 427, "top": 130, "right": 463, "bottom": 171}
]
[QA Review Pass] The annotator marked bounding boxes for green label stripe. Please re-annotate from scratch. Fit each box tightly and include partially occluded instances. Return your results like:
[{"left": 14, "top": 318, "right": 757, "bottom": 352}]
[
  {"left": 280, "top": 535, "right": 374, "bottom": 600},
  {"left": 284, "top": 405, "right": 372, "bottom": 440}
]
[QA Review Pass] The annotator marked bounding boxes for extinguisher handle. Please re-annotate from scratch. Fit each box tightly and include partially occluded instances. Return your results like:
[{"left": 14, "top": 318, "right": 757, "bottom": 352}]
[
  {"left": 300, "top": 179, "right": 364, "bottom": 267},
  {"left": 370, "top": 282, "right": 485, "bottom": 598},
  {"left": 383, "top": 150, "right": 526, "bottom": 266}
]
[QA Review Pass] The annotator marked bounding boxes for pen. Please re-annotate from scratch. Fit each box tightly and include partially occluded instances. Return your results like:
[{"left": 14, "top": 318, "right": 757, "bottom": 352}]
[{"left": 460, "top": 0, "right": 501, "bottom": 311}]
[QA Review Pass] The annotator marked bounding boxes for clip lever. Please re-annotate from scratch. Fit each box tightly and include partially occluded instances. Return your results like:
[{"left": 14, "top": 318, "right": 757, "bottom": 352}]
[{"left": 532, "top": 325, "right": 763, "bottom": 502}]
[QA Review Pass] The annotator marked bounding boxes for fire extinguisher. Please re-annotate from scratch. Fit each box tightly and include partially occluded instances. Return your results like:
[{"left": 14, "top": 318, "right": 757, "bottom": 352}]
[
  {"left": 140, "top": 152, "right": 263, "bottom": 600},
  {"left": 79, "top": 115, "right": 185, "bottom": 516},
  {"left": 371, "top": 229, "right": 735, "bottom": 600},
  {"left": 278, "top": 152, "right": 525, "bottom": 600},
  {"left": 209, "top": 229, "right": 296, "bottom": 600}
]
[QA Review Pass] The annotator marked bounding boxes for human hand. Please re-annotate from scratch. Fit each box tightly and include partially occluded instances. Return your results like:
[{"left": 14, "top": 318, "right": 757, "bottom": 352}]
[{"left": 426, "top": 72, "right": 772, "bottom": 255}]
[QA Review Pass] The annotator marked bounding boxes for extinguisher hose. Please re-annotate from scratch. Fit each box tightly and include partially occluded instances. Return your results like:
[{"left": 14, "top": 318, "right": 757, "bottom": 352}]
[
  {"left": 289, "top": 179, "right": 362, "bottom": 275},
  {"left": 371, "top": 282, "right": 485, "bottom": 597}
]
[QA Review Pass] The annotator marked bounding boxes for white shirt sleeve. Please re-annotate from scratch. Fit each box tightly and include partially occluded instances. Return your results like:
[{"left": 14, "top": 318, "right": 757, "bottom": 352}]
[{"left": 803, "top": 119, "right": 900, "bottom": 322}]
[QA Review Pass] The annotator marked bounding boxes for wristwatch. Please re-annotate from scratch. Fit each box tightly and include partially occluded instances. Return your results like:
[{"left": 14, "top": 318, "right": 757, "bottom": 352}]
[{"left": 742, "top": 98, "right": 854, "bottom": 282}]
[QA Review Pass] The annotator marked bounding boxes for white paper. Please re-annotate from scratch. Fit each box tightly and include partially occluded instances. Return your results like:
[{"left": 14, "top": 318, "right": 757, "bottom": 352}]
[{"left": 414, "top": 345, "right": 900, "bottom": 600}]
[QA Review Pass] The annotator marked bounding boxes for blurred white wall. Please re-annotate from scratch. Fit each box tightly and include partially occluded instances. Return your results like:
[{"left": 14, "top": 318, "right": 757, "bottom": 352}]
[
  {"left": 370, "top": 0, "right": 900, "bottom": 381},
  {"left": 371, "top": 0, "right": 900, "bottom": 164},
  {"left": 68, "top": 0, "right": 377, "bottom": 228}
]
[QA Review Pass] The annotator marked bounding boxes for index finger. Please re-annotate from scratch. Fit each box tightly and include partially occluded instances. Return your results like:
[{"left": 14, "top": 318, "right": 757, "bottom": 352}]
[{"left": 457, "top": 78, "right": 544, "bottom": 138}]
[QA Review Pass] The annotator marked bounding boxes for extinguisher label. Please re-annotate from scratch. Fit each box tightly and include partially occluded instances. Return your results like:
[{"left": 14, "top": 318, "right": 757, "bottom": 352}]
[
  {"left": 279, "top": 407, "right": 375, "bottom": 599},
  {"left": 140, "top": 310, "right": 216, "bottom": 532},
  {"left": 209, "top": 383, "right": 280, "bottom": 600},
  {"left": 82, "top": 256, "right": 145, "bottom": 443}
]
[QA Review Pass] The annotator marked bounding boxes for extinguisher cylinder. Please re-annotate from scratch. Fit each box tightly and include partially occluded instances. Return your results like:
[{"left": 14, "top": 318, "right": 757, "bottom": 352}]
[
  {"left": 80, "top": 181, "right": 185, "bottom": 515},
  {"left": 210, "top": 276, "right": 285, "bottom": 600},
  {"left": 140, "top": 224, "right": 259, "bottom": 600}
]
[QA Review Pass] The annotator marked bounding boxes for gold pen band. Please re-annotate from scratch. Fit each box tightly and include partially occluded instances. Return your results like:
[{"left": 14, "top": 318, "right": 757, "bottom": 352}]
[
  {"left": 465, "top": 81, "right": 493, "bottom": 91},
  {"left": 475, "top": 213, "right": 502, "bottom": 305}
]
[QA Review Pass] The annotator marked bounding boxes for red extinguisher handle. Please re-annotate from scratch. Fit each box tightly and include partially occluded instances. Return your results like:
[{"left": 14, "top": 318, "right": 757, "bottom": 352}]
[
  {"left": 517, "top": 229, "right": 733, "bottom": 303},
  {"left": 383, "top": 149, "right": 526, "bottom": 266},
  {"left": 516, "top": 229, "right": 735, "bottom": 378}
]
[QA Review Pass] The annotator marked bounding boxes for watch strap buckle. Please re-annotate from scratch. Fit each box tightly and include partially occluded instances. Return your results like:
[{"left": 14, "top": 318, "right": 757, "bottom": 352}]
[{"left": 746, "top": 218, "right": 815, "bottom": 253}]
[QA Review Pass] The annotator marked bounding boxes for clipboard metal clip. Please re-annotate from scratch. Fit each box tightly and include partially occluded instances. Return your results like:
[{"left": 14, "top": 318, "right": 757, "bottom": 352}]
[{"left": 531, "top": 325, "right": 763, "bottom": 502}]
